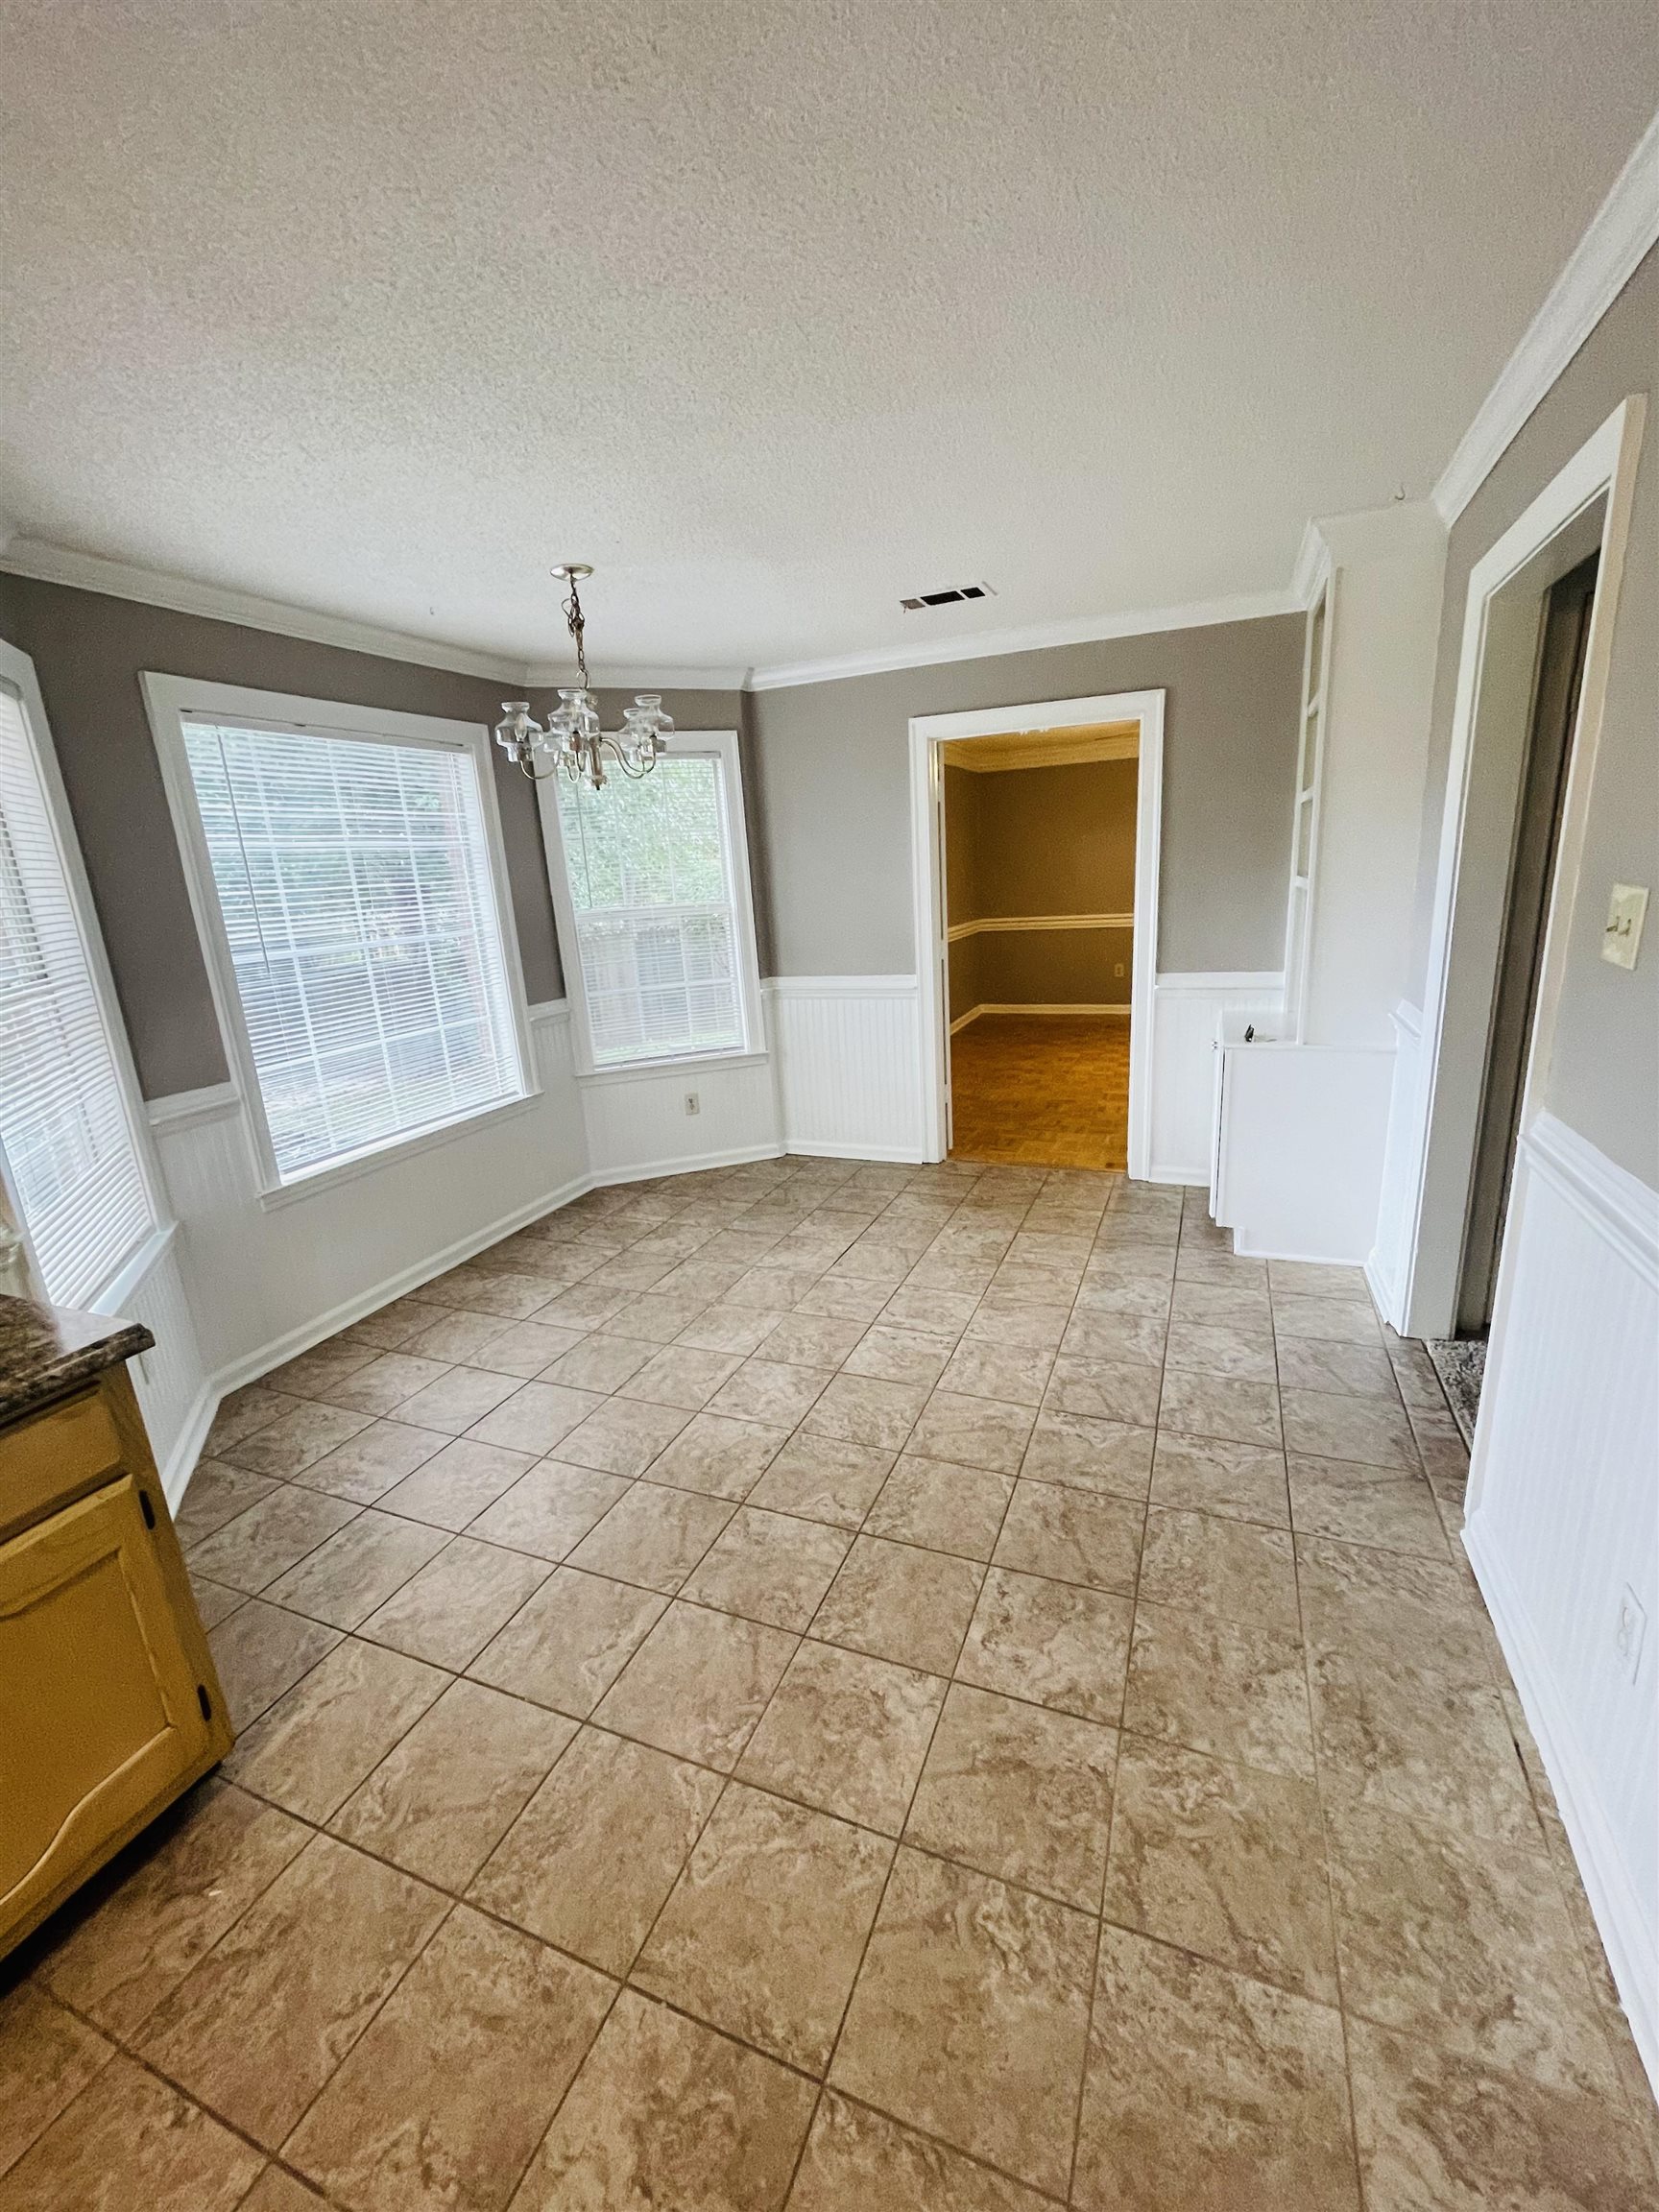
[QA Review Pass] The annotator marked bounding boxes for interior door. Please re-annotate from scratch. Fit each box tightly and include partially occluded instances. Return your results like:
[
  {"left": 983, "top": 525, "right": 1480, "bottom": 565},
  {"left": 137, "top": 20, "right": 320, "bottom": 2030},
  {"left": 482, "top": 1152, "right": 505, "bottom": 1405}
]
[{"left": 1457, "top": 550, "right": 1599, "bottom": 1334}]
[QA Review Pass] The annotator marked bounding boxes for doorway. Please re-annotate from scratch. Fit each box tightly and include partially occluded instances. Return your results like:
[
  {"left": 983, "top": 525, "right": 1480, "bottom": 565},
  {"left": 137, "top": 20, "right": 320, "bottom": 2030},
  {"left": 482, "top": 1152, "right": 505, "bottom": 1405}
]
[
  {"left": 942, "top": 732, "right": 1137, "bottom": 1167},
  {"left": 908, "top": 690, "right": 1165, "bottom": 1174},
  {"left": 1456, "top": 549, "right": 1599, "bottom": 1336},
  {"left": 1397, "top": 393, "right": 1645, "bottom": 1481}
]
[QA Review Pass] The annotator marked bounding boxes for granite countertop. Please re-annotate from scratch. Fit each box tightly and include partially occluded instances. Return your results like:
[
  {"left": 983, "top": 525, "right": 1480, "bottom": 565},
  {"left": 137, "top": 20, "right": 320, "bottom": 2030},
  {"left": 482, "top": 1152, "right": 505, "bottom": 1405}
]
[{"left": 0, "top": 1293, "right": 155, "bottom": 1426}]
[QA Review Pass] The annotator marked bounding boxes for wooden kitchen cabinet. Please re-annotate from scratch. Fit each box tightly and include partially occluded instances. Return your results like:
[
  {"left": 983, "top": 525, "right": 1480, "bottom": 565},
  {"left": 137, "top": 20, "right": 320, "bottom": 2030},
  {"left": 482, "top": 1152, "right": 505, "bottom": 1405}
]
[{"left": 0, "top": 1302, "right": 232, "bottom": 1960}]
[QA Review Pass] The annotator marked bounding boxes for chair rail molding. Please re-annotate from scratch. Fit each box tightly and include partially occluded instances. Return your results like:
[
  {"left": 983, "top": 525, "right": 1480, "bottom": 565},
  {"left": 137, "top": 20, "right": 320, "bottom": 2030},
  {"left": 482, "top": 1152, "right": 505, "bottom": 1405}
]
[{"left": 946, "top": 913, "right": 1133, "bottom": 941}]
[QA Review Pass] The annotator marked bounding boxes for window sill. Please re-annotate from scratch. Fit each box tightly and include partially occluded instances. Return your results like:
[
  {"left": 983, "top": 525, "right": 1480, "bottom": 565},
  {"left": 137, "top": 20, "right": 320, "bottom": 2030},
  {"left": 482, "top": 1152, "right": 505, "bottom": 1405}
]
[
  {"left": 254, "top": 1085, "right": 544, "bottom": 1212},
  {"left": 575, "top": 1047, "right": 770, "bottom": 1089}
]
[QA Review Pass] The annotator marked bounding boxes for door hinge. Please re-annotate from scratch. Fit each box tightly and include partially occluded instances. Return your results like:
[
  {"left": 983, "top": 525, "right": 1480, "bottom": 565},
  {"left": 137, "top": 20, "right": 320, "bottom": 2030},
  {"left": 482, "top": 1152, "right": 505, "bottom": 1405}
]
[
  {"left": 139, "top": 1489, "right": 156, "bottom": 1530},
  {"left": 196, "top": 1684, "right": 213, "bottom": 1722}
]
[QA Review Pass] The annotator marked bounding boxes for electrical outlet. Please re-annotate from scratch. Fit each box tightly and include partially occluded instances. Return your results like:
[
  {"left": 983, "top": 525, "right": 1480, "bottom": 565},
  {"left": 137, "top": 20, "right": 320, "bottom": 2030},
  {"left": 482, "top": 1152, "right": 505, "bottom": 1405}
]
[
  {"left": 684, "top": 1091, "right": 700, "bottom": 1117},
  {"left": 1114, "top": 962, "right": 1125, "bottom": 977},
  {"left": 1614, "top": 1585, "right": 1647, "bottom": 1684}
]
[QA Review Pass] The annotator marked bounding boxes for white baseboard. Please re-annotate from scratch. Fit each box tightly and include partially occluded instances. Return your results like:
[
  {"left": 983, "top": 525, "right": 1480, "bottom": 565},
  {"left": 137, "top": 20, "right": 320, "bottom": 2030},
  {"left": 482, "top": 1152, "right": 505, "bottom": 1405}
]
[
  {"left": 207, "top": 1166, "right": 593, "bottom": 1406},
  {"left": 1148, "top": 1161, "right": 1208, "bottom": 1188},
  {"left": 158, "top": 1379, "right": 222, "bottom": 1510},
  {"left": 1362, "top": 1249, "right": 1397, "bottom": 1319},
  {"left": 1234, "top": 1230, "right": 1380, "bottom": 1265},
  {"left": 1463, "top": 1513, "right": 1657, "bottom": 2095},
  {"left": 785, "top": 1141, "right": 927, "bottom": 1164},
  {"left": 951, "top": 1002, "right": 1130, "bottom": 1033},
  {"left": 589, "top": 1142, "right": 784, "bottom": 1188}
]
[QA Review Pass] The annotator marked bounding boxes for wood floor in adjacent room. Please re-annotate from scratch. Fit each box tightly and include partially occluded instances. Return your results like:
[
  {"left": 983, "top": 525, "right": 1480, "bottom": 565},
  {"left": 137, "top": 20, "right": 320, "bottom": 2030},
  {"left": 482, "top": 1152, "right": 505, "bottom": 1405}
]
[
  {"left": 950, "top": 1013, "right": 1130, "bottom": 1172},
  {"left": 2, "top": 1154, "right": 1652, "bottom": 2209}
]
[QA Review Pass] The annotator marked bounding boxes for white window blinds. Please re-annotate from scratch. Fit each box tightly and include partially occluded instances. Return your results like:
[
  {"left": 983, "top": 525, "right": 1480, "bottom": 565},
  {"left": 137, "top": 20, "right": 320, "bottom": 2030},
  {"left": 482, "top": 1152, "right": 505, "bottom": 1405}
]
[
  {"left": 555, "top": 756, "right": 745, "bottom": 1067},
  {"left": 180, "top": 718, "right": 525, "bottom": 1181},
  {"left": 0, "top": 683, "right": 155, "bottom": 1305}
]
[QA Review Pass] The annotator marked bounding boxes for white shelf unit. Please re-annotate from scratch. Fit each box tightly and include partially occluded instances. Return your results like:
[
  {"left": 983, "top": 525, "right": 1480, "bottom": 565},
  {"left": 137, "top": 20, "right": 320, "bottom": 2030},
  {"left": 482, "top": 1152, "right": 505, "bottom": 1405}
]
[{"left": 1282, "top": 573, "right": 1333, "bottom": 1042}]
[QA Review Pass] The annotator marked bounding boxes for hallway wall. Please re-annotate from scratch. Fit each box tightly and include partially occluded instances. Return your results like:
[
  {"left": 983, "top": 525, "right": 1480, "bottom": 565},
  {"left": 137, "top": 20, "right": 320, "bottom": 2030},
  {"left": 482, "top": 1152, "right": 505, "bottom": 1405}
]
[
  {"left": 1407, "top": 245, "right": 1656, "bottom": 1188},
  {"left": 944, "top": 757, "right": 1137, "bottom": 1021},
  {"left": 1399, "top": 242, "right": 1658, "bottom": 2092}
]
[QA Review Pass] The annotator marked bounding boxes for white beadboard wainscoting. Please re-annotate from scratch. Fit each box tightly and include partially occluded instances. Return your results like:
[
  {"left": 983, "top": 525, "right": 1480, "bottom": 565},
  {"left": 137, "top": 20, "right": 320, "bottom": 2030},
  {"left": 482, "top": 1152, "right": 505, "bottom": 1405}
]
[
  {"left": 90, "top": 1224, "right": 212, "bottom": 1503},
  {"left": 1213, "top": 1041, "right": 1396, "bottom": 1263},
  {"left": 1365, "top": 999, "right": 1425, "bottom": 1326},
  {"left": 1461, "top": 1112, "right": 1659, "bottom": 2095},
  {"left": 144, "top": 1003, "right": 589, "bottom": 1501},
  {"left": 577, "top": 1037, "right": 781, "bottom": 1183},
  {"left": 1146, "top": 973, "right": 1284, "bottom": 1186},
  {"left": 764, "top": 976, "right": 926, "bottom": 1162}
]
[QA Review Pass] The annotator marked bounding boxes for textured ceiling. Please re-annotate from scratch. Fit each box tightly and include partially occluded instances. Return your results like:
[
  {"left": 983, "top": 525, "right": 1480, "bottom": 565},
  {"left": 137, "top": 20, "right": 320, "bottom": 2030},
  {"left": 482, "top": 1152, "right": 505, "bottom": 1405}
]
[{"left": 1, "top": 1, "right": 1654, "bottom": 676}]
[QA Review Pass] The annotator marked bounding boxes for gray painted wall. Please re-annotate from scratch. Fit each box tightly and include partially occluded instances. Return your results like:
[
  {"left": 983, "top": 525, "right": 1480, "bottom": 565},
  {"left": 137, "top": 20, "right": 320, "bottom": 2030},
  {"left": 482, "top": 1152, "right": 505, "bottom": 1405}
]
[
  {"left": 969, "top": 757, "right": 1139, "bottom": 918},
  {"left": 945, "top": 757, "right": 1138, "bottom": 1014},
  {"left": 0, "top": 576, "right": 737, "bottom": 1099},
  {"left": 1406, "top": 247, "right": 1657, "bottom": 1186},
  {"left": 747, "top": 613, "right": 1303, "bottom": 978}
]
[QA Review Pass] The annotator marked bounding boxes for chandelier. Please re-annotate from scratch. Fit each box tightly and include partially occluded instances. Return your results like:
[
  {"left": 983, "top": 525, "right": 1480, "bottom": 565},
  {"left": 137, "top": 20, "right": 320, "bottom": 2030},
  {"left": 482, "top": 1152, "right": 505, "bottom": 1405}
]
[{"left": 494, "top": 564, "right": 673, "bottom": 788}]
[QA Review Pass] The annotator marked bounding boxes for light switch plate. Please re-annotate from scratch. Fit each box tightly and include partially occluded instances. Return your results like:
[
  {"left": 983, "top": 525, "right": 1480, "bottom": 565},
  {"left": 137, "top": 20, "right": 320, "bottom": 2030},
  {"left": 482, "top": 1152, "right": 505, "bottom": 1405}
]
[{"left": 1601, "top": 883, "right": 1647, "bottom": 971}]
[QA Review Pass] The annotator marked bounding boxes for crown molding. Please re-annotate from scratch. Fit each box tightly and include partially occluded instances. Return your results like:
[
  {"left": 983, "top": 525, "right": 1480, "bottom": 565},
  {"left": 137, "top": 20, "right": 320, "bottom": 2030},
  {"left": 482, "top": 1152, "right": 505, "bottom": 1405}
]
[
  {"left": 1289, "top": 518, "right": 1330, "bottom": 607},
  {"left": 1305, "top": 498, "right": 1446, "bottom": 572},
  {"left": 944, "top": 727, "right": 1139, "bottom": 772},
  {"left": 1432, "top": 109, "right": 1659, "bottom": 527},
  {"left": 746, "top": 587, "right": 1302, "bottom": 692},
  {"left": 522, "top": 661, "right": 751, "bottom": 691},
  {"left": 0, "top": 538, "right": 531, "bottom": 683}
]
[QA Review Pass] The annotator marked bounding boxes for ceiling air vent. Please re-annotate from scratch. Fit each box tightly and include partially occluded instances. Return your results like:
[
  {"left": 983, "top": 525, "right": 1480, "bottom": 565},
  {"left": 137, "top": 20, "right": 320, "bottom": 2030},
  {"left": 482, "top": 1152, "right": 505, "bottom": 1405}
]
[{"left": 900, "top": 582, "right": 995, "bottom": 612}]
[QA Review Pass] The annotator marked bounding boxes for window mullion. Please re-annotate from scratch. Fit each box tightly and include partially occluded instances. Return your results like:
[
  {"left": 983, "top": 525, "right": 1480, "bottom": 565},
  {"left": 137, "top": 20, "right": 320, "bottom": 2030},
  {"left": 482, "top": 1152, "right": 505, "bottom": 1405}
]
[{"left": 393, "top": 746, "right": 462, "bottom": 1110}]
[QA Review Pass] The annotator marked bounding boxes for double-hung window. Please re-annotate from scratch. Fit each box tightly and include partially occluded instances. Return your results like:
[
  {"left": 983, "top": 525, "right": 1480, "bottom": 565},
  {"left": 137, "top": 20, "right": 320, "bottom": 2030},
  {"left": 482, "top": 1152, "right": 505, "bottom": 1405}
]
[
  {"left": 146, "top": 678, "right": 531, "bottom": 1190},
  {"left": 540, "top": 732, "right": 762, "bottom": 1072},
  {"left": 0, "top": 645, "right": 157, "bottom": 1305}
]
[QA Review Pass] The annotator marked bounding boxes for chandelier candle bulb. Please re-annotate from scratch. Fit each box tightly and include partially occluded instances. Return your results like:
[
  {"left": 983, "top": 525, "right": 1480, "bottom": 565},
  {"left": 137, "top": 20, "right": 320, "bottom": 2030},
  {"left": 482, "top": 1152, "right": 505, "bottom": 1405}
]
[{"left": 494, "top": 564, "right": 673, "bottom": 788}]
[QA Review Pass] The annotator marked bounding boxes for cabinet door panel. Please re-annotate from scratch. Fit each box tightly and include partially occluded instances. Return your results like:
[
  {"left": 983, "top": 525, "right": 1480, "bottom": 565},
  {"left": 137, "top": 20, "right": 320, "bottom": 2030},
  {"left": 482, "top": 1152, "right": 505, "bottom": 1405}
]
[{"left": 0, "top": 1477, "right": 214, "bottom": 1923}]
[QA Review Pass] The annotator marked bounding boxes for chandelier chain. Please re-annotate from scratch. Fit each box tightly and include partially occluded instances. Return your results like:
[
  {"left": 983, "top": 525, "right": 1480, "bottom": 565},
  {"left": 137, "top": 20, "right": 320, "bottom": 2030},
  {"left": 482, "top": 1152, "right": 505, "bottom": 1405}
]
[{"left": 562, "top": 571, "right": 591, "bottom": 691}]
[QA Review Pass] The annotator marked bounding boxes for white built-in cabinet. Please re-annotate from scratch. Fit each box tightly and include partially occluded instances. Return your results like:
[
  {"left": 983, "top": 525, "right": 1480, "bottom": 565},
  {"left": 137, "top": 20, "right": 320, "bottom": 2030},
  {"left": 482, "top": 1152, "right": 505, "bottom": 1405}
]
[
  {"left": 1282, "top": 577, "right": 1332, "bottom": 1040},
  {"left": 1211, "top": 507, "right": 1445, "bottom": 1261}
]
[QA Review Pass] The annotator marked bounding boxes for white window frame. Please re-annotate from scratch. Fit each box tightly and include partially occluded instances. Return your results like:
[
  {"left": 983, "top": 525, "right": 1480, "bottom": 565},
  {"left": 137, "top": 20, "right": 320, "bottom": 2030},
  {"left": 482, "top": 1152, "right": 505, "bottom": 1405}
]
[
  {"left": 0, "top": 637, "right": 170, "bottom": 1307},
  {"left": 535, "top": 728, "right": 766, "bottom": 1083},
  {"left": 142, "top": 672, "right": 538, "bottom": 1206}
]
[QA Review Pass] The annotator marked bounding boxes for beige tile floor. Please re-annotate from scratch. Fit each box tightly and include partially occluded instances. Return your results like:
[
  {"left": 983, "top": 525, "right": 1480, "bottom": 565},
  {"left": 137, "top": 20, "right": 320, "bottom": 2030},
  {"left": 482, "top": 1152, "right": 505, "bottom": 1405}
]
[{"left": 3, "top": 1156, "right": 1655, "bottom": 2210}]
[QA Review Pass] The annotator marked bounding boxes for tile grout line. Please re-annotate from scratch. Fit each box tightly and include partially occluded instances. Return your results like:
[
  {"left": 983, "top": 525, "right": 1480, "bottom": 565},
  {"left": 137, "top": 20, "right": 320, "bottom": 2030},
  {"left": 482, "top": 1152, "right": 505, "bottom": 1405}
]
[
  {"left": 1279, "top": 1266, "right": 1373, "bottom": 2212},
  {"left": 47, "top": 1155, "right": 1618, "bottom": 2204}
]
